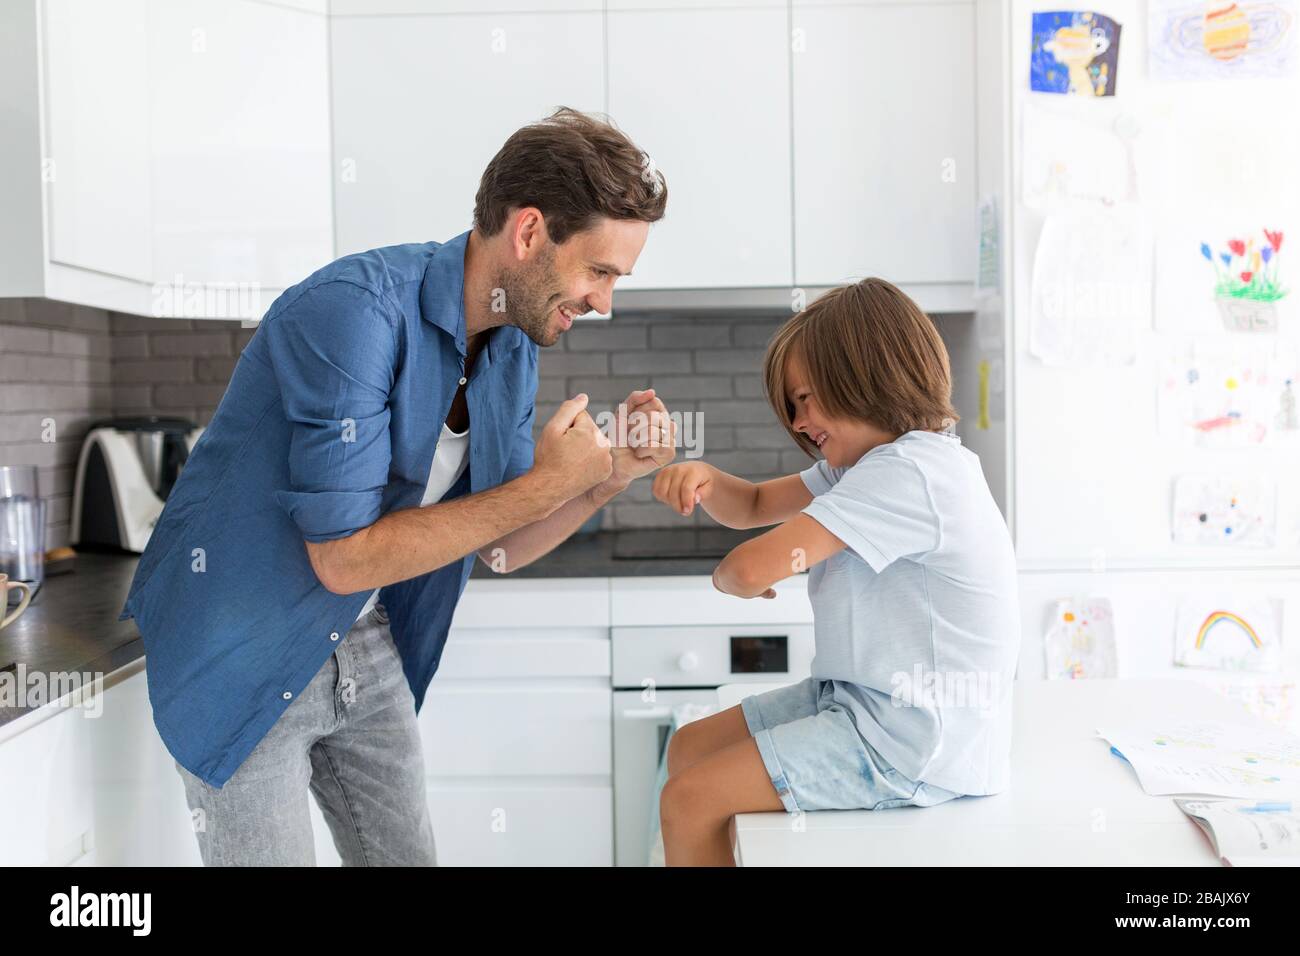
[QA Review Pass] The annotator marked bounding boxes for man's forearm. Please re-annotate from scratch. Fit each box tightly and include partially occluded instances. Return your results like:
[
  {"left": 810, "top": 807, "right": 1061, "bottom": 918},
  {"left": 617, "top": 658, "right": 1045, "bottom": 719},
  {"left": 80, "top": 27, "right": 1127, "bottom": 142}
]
[
  {"left": 309, "top": 470, "right": 565, "bottom": 593},
  {"left": 479, "top": 478, "right": 628, "bottom": 573}
]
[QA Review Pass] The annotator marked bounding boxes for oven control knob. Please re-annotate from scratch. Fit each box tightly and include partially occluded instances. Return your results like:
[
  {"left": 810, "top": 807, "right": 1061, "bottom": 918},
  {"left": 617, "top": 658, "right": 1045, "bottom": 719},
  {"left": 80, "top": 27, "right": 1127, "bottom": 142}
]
[{"left": 677, "top": 652, "right": 700, "bottom": 673}]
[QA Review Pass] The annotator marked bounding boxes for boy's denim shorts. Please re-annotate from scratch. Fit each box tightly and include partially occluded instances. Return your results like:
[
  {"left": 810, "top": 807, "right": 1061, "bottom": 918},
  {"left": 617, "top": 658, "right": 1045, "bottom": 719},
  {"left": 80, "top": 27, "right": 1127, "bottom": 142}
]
[{"left": 740, "top": 677, "right": 964, "bottom": 814}]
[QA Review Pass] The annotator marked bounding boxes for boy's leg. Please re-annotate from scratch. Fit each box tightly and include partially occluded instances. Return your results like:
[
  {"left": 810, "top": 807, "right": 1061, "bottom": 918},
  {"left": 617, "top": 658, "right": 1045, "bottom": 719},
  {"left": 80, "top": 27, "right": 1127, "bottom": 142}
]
[
  {"left": 660, "top": 736, "right": 784, "bottom": 866},
  {"left": 666, "top": 677, "right": 822, "bottom": 778},
  {"left": 665, "top": 705, "right": 750, "bottom": 777}
]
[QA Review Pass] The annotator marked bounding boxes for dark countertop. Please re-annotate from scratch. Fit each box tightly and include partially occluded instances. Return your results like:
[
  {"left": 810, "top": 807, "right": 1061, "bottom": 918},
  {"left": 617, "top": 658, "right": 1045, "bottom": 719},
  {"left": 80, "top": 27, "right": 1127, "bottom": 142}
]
[
  {"left": 0, "top": 551, "right": 143, "bottom": 731},
  {"left": 469, "top": 526, "right": 758, "bottom": 579},
  {"left": 0, "top": 529, "right": 756, "bottom": 731}
]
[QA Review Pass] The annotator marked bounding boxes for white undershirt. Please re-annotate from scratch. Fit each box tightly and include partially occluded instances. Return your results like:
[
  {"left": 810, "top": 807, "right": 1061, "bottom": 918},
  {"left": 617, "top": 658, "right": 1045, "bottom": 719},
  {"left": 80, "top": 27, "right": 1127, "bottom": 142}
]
[{"left": 356, "top": 422, "right": 471, "bottom": 621}]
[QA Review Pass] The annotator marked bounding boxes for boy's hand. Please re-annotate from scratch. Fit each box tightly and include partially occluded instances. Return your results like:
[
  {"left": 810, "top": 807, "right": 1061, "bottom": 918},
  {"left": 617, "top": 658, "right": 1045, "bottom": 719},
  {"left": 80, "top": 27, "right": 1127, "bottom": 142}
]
[{"left": 653, "top": 461, "right": 715, "bottom": 517}]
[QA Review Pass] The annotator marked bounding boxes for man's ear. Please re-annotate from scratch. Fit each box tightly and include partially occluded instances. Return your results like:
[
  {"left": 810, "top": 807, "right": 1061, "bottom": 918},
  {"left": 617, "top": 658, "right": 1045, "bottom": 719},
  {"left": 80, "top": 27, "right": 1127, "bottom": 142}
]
[{"left": 510, "top": 207, "right": 547, "bottom": 261}]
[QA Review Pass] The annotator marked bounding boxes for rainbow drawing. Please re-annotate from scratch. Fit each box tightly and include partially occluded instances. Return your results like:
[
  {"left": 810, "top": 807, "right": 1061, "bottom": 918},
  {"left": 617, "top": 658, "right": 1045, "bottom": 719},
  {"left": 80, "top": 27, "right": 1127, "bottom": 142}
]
[{"left": 1195, "top": 610, "right": 1264, "bottom": 649}]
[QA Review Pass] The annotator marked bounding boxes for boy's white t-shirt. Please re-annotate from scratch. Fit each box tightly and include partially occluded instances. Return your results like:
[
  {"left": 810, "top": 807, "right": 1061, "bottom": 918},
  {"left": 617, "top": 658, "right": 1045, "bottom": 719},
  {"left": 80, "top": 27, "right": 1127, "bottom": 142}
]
[
  {"left": 798, "top": 430, "right": 1020, "bottom": 795},
  {"left": 355, "top": 422, "right": 471, "bottom": 621}
]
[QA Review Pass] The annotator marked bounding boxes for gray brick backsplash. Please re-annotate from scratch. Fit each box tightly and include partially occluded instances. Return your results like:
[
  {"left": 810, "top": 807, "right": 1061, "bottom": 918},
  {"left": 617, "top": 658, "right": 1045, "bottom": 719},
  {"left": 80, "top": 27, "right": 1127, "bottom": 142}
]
[
  {"left": 149, "top": 332, "right": 233, "bottom": 358},
  {"left": 734, "top": 374, "right": 767, "bottom": 399},
  {"left": 697, "top": 399, "right": 779, "bottom": 425},
  {"left": 731, "top": 319, "right": 784, "bottom": 348},
  {"left": 195, "top": 356, "right": 239, "bottom": 383},
  {"left": 535, "top": 378, "right": 568, "bottom": 403},
  {"left": 3, "top": 300, "right": 809, "bottom": 537},
  {"left": 649, "top": 321, "right": 731, "bottom": 350},
  {"left": 735, "top": 424, "right": 795, "bottom": 449},
  {"left": 692, "top": 348, "right": 768, "bottom": 373},
  {"left": 0, "top": 325, "right": 52, "bottom": 353},
  {"left": 648, "top": 374, "right": 732, "bottom": 400},
  {"left": 566, "top": 376, "right": 651, "bottom": 402},
  {"left": 562, "top": 322, "right": 648, "bottom": 351},
  {"left": 153, "top": 383, "right": 229, "bottom": 410},
  {"left": 610, "top": 350, "right": 691, "bottom": 375},
  {"left": 113, "top": 358, "right": 194, "bottom": 384}
]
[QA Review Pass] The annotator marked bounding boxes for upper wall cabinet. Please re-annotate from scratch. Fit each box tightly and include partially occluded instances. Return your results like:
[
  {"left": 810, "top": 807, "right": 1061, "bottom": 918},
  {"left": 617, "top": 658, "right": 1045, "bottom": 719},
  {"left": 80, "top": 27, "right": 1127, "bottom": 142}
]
[
  {"left": 331, "top": 0, "right": 600, "bottom": 11},
  {"left": 43, "top": 0, "right": 154, "bottom": 285},
  {"left": 791, "top": 1, "right": 977, "bottom": 287},
  {"left": 330, "top": 12, "right": 604, "bottom": 257},
  {"left": 1, "top": 0, "right": 332, "bottom": 318},
  {"left": 606, "top": 7, "right": 792, "bottom": 291},
  {"left": 1, "top": 0, "right": 985, "bottom": 316},
  {"left": 145, "top": 0, "right": 332, "bottom": 293}
]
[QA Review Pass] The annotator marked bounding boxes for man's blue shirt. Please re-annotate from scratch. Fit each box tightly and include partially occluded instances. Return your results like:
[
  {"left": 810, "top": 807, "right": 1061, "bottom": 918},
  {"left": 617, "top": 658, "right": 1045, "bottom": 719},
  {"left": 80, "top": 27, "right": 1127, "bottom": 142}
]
[{"left": 119, "top": 231, "right": 538, "bottom": 788}]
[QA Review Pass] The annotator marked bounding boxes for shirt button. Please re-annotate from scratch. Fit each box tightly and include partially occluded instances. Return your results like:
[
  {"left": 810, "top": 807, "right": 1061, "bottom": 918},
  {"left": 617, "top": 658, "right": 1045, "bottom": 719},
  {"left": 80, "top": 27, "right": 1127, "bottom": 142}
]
[
  {"left": 282, "top": 691, "right": 292, "bottom": 700},
  {"left": 459, "top": 377, "right": 467, "bottom": 385},
  {"left": 330, "top": 631, "right": 340, "bottom": 641}
]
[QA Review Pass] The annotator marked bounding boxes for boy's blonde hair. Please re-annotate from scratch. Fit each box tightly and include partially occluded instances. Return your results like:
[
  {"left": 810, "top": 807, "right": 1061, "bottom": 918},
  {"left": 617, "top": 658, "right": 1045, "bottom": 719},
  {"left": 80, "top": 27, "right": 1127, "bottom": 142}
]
[{"left": 763, "top": 278, "right": 959, "bottom": 458}]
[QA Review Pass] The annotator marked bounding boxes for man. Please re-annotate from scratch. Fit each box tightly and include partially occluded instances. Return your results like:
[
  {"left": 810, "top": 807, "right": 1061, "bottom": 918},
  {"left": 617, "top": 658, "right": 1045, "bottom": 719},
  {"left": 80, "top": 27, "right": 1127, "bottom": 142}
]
[{"left": 119, "top": 107, "right": 674, "bottom": 865}]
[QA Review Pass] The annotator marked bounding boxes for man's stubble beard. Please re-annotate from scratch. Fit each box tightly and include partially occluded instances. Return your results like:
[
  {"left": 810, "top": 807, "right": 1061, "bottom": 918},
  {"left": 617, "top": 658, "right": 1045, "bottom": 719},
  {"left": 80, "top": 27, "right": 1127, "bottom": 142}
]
[{"left": 496, "top": 243, "right": 564, "bottom": 348}]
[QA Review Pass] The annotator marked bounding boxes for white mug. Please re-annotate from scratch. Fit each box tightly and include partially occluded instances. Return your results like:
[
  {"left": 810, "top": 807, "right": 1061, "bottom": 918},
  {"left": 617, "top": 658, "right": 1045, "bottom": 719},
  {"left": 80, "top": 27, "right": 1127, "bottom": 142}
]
[{"left": 0, "top": 572, "right": 32, "bottom": 629}]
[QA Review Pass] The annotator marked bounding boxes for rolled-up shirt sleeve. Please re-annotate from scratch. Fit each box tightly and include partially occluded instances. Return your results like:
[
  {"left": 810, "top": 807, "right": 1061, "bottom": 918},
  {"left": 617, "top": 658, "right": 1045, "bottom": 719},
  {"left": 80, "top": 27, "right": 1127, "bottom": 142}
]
[{"left": 264, "top": 280, "right": 397, "bottom": 543}]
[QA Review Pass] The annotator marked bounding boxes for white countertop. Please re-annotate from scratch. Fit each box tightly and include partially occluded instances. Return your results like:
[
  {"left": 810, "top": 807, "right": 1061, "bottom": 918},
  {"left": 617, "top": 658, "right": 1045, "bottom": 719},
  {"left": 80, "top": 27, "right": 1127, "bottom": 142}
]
[{"left": 733, "top": 678, "right": 1263, "bottom": 866}]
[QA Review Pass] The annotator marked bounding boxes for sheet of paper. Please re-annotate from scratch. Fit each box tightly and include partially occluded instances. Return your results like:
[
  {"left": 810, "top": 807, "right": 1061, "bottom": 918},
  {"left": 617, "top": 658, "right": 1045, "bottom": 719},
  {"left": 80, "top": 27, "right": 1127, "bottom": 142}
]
[
  {"left": 1176, "top": 798, "right": 1300, "bottom": 866},
  {"left": 1156, "top": 225, "right": 1293, "bottom": 335},
  {"left": 1044, "top": 596, "right": 1119, "bottom": 679},
  {"left": 1149, "top": 0, "right": 1299, "bottom": 82},
  {"left": 1031, "top": 10, "right": 1124, "bottom": 96},
  {"left": 1171, "top": 473, "right": 1278, "bottom": 548},
  {"left": 1174, "top": 595, "right": 1284, "bottom": 672},
  {"left": 1030, "top": 211, "right": 1151, "bottom": 366},
  {"left": 976, "top": 195, "right": 1001, "bottom": 296},
  {"left": 1213, "top": 680, "right": 1299, "bottom": 735},
  {"left": 1099, "top": 718, "right": 1300, "bottom": 798},
  {"left": 1157, "top": 338, "right": 1299, "bottom": 447},
  {"left": 1022, "top": 101, "right": 1136, "bottom": 210}
]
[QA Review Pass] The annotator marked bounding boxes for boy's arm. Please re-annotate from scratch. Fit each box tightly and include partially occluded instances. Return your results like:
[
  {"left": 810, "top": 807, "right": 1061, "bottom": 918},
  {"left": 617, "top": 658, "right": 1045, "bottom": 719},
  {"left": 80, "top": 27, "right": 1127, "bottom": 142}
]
[
  {"left": 712, "top": 514, "right": 846, "bottom": 598},
  {"left": 653, "top": 464, "right": 814, "bottom": 529}
]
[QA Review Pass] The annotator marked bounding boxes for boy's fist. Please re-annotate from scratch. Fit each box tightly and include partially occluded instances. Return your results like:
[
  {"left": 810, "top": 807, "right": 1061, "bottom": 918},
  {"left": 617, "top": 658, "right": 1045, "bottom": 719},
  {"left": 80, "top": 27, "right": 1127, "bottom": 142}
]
[{"left": 652, "top": 461, "right": 715, "bottom": 517}]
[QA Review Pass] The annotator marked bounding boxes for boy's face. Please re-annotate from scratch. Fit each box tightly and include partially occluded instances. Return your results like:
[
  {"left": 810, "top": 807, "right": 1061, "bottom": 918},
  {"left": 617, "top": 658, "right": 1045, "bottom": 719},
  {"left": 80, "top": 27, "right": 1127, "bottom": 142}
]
[{"left": 784, "top": 354, "right": 895, "bottom": 468}]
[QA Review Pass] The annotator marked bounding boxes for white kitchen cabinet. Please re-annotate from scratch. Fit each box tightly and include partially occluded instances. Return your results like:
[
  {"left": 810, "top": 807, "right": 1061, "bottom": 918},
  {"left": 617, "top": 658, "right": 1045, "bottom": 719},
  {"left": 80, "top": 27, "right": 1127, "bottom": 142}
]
[
  {"left": 146, "top": 0, "right": 333, "bottom": 292},
  {"left": 791, "top": 1, "right": 977, "bottom": 286},
  {"left": 606, "top": 7, "right": 793, "bottom": 290},
  {"left": 330, "top": 12, "right": 604, "bottom": 256},
  {"left": 43, "top": 0, "right": 153, "bottom": 284},
  {"left": 404, "top": 577, "right": 614, "bottom": 866},
  {"left": 0, "top": 700, "right": 93, "bottom": 866},
  {"left": 332, "top": 0, "right": 600, "bottom": 11},
  {"left": 1, "top": 0, "right": 332, "bottom": 317},
  {"left": 426, "top": 784, "right": 612, "bottom": 867},
  {"left": 84, "top": 664, "right": 202, "bottom": 866},
  {"left": 0, "top": 661, "right": 198, "bottom": 867},
  {"left": 422, "top": 679, "right": 611, "bottom": 776}
]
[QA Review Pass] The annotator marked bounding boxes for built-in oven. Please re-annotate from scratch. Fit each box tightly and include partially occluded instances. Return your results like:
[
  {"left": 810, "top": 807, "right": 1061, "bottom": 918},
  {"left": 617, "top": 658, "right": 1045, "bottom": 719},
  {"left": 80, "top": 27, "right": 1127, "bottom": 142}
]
[{"left": 611, "top": 623, "right": 815, "bottom": 866}]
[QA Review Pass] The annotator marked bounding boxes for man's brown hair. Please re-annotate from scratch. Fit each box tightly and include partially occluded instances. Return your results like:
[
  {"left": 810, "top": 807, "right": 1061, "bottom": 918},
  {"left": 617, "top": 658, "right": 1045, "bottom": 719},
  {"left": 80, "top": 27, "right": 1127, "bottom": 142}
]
[
  {"left": 474, "top": 107, "right": 667, "bottom": 244},
  {"left": 763, "top": 278, "right": 959, "bottom": 458}
]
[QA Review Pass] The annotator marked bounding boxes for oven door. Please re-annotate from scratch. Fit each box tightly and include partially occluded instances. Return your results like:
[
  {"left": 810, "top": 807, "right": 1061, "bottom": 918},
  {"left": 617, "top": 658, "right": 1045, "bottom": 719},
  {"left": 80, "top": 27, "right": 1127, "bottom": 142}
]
[{"left": 612, "top": 688, "right": 721, "bottom": 867}]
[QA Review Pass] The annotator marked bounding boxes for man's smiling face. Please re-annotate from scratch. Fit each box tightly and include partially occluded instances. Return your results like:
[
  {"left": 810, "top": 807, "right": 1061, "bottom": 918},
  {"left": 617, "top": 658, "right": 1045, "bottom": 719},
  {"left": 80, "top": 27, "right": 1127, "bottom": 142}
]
[{"left": 500, "top": 217, "right": 649, "bottom": 347}]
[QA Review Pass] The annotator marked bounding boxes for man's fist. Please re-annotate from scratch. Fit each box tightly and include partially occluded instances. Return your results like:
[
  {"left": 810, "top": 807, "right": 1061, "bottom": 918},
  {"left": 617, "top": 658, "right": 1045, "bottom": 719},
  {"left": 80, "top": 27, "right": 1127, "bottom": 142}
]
[{"left": 533, "top": 394, "right": 613, "bottom": 499}]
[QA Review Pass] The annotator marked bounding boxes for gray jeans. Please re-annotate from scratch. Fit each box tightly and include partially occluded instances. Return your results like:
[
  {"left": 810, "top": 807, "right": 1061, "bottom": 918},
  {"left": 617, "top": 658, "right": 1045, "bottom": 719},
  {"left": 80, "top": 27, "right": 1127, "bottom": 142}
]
[{"left": 174, "top": 605, "right": 437, "bottom": 866}]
